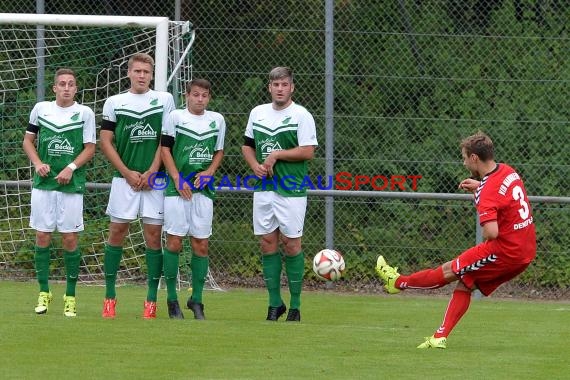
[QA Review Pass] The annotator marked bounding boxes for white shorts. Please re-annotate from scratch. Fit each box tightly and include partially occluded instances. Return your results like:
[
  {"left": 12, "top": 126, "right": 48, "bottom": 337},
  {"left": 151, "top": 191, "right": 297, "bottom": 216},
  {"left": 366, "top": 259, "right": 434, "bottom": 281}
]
[
  {"left": 30, "top": 188, "right": 84, "bottom": 233},
  {"left": 253, "top": 191, "right": 307, "bottom": 238},
  {"left": 163, "top": 193, "right": 213, "bottom": 239},
  {"left": 106, "top": 177, "right": 164, "bottom": 223}
]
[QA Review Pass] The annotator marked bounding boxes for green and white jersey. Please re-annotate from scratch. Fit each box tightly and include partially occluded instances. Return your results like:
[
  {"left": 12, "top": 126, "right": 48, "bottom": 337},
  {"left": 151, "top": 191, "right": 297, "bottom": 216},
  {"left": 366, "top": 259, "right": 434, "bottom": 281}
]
[
  {"left": 162, "top": 109, "right": 226, "bottom": 200},
  {"left": 244, "top": 102, "right": 317, "bottom": 196},
  {"left": 28, "top": 101, "right": 96, "bottom": 194},
  {"left": 102, "top": 89, "right": 175, "bottom": 176}
]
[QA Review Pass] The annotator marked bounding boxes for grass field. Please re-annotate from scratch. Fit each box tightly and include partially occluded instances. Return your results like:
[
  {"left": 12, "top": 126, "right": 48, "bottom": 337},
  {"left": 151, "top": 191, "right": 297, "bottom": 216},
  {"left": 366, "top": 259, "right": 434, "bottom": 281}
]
[{"left": 1, "top": 281, "right": 569, "bottom": 380}]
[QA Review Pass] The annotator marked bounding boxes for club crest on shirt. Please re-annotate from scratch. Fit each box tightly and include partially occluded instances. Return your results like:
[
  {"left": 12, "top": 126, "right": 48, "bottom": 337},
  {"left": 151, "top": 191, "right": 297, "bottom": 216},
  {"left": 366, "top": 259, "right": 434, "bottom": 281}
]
[
  {"left": 281, "top": 116, "right": 292, "bottom": 125},
  {"left": 150, "top": 98, "right": 159, "bottom": 106},
  {"left": 71, "top": 112, "right": 80, "bottom": 121}
]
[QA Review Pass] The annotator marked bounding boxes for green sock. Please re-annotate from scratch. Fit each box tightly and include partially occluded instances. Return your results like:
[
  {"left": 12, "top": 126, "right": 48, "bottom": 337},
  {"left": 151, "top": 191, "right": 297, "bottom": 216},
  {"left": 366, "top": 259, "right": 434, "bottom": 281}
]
[
  {"left": 262, "top": 252, "right": 283, "bottom": 307},
  {"left": 190, "top": 255, "right": 209, "bottom": 304},
  {"left": 163, "top": 248, "right": 180, "bottom": 302},
  {"left": 34, "top": 246, "right": 51, "bottom": 292},
  {"left": 63, "top": 249, "right": 81, "bottom": 297},
  {"left": 285, "top": 251, "right": 305, "bottom": 309},
  {"left": 145, "top": 248, "right": 163, "bottom": 302},
  {"left": 103, "top": 244, "right": 123, "bottom": 299}
]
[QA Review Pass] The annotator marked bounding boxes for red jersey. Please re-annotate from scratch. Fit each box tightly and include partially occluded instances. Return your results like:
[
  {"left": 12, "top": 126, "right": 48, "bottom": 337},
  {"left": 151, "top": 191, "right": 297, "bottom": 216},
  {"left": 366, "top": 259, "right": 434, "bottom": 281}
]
[{"left": 475, "top": 163, "right": 536, "bottom": 263}]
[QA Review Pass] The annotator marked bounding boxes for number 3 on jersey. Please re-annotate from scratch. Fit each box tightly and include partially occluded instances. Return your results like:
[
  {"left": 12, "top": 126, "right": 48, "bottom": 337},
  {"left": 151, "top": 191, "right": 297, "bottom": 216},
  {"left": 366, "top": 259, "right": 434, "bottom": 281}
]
[{"left": 512, "top": 185, "right": 529, "bottom": 220}]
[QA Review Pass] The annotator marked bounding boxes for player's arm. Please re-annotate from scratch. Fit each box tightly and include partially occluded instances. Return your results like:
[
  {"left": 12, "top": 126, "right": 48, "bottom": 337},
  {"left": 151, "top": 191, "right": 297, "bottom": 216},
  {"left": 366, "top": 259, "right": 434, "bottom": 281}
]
[
  {"left": 242, "top": 137, "right": 268, "bottom": 178},
  {"left": 161, "top": 134, "right": 191, "bottom": 200},
  {"left": 481, "top": 220, "right": 499, "bottom": 240},
  {"left": 22, "top": 127, "right": 50, "bottom": 177},
  {"left": 140, "top": 145, "right": 162, "bottom": 191},
  {"left": 263, "top": 145, "right": 315, "bottom": 177},
  {"left": 99, "top": 128, "right": 141, "bottom": 189},
  {"left": 54, "top": 143, "right": 96, "bottom": 185},
  {"left": 195, "top": 150, "right": 224, "bottom": 189}
]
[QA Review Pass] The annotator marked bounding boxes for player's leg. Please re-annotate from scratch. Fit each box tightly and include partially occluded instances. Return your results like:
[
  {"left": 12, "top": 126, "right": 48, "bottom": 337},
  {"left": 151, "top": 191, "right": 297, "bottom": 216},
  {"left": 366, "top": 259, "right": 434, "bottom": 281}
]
[
  {"left": 162, "top": 196, "right": 189, "bottom": 319},
  {"left": 186, "top": 193, "right": 213, "bottom": 320},
  {"left": 375, "top": 256, "right": 454, "bottom": 294},
  {"left": 276, "top": 195, "right": 308, "bottom": 322},
  {"left": 58, "top": 192, "right": 84, "bottom": 317},
  {"left": 142, "top": 221, "right": 162, "bottom": 319},
  {"left": 254, "top": 191, "right": 285, "bottom": 320},
  {"left": 141, "top": 188, "right": 165, "bottom": 319},
  {"left": 103, "top": 178, "right": 140, "bottom": 317},
  {"left": 30, "top": 188, "right": 55, "bottom": 314}
]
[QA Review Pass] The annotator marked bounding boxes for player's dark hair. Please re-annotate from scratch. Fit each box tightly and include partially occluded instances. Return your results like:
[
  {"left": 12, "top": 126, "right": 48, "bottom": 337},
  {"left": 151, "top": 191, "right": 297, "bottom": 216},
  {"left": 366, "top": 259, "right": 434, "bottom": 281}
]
[
  {"left": 128, "top": 53, "right": 155, "bottom": 69},
  {"left": 54, "top": 68, "right": 76, "bottom": 83},
  {"left": 269, "top": 66, "right": 293, "bottom": 83},
  {"left": 460, "top": 132, "right": 495, "bottom": 161},
  {"left": 186, "top": 78, "right": 211, "bottom": 93}
]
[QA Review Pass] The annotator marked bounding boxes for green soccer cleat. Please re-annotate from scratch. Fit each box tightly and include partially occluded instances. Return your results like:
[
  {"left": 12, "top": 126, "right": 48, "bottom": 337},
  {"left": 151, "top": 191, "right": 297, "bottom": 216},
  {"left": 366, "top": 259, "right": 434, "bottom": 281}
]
[
  {"left": 375, "top": 256, "right": 401, "bottom": 294},
  {"left": 63, "top": 295, "right": 77, "bottom": 317},
  {"left": 34, "top": 291, "right": 53, "bottom": 314},
  {"left": 417, "top": 335, "right": 447, "bottom": 349}
]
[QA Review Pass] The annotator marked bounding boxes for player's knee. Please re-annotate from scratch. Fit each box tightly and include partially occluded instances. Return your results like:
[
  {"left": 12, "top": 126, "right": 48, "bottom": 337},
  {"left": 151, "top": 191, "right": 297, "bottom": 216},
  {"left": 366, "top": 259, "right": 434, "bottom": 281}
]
[
  {"left": 61, "top": 233, "right": 78, "bottom": 251},
  {"left": 35, "top": 231, "right": 52, "bottom": 247},
  {"left": 281, "top": 237, "right": 302, "bottom": 256},
  {"left": 191, "top": 238, "right": 209, "bottom": 256},
  {"left": 260, "top": 235, "right": 278, "bottom": 253}
]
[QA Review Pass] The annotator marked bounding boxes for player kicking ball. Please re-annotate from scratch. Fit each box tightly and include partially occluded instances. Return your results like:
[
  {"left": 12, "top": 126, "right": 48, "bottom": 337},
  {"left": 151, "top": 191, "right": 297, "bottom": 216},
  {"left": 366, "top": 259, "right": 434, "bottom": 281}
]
[{"left": 375, "top": 132, "right": 536, "bottom": 349}]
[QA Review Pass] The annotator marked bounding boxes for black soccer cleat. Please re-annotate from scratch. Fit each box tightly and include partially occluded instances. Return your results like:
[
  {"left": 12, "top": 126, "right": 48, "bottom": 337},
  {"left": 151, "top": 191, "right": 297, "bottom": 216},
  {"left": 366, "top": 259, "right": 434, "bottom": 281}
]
[
  {"left": 167, "top": 300, "right": 184, "bottom": 319},
  {"left": 285, "top": 308, "right": 301, "bottom": 322},
  {"left": 186, "top": 297, "right": 205, "bottom": 320},
  {"left": 266, "top": 303, "right": 287, "bottom": 321}
]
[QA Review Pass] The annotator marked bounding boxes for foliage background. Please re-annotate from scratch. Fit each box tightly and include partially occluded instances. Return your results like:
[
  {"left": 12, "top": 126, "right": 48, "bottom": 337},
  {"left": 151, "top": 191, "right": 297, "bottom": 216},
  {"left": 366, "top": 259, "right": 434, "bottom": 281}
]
[{"left": 0, "top": 1, "right": 568, "bottom": 297}]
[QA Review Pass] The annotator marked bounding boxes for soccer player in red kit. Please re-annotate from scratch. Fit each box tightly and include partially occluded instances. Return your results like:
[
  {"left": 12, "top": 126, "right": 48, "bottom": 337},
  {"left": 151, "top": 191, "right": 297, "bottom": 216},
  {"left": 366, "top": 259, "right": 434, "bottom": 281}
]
[{"left": 375, "top": 132, "right": 536, "bottom": 349}]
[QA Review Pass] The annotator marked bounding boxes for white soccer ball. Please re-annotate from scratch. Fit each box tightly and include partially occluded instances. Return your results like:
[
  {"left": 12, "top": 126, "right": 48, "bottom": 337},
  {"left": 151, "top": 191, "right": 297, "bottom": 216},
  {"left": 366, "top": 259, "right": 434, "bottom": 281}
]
[{"left": 312, "top": 249, "right": 345, "bottom": 281}]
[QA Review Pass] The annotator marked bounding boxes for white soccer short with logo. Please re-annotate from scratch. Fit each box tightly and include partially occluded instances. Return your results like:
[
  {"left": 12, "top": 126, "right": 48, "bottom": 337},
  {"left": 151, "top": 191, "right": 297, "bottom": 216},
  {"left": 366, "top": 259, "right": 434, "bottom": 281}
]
[
  {"left": 253, "top": 191, "right": 307, "bottom": 238},
  {"left": 163, "top": 193, "right": 213, "bottom": 239},
  {"left": 30, "top": 188, "right": 84, "bottom": 233},
  {"left": 106, "top": 177, "right": 164, "bottom": 222}
]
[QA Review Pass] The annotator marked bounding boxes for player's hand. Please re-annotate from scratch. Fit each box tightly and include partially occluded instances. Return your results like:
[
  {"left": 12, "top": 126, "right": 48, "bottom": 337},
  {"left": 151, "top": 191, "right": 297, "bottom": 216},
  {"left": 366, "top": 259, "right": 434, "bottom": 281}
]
[
  {"left": 55, "top": 167, "right": 73, "bottom": 185},
  {"left": 263, "top": 154, "right": 277, "bottom": 177},
  {"left": 458, "top": 178, "right": 480, "bottom": 193},
  {"left": 125, "top": 170, "right": 143, "bottom": 191},
  {"left": 177, "top": 180, "right": 193, "bottom": 200},
  {"left": 253, "top": 163, "right": 269, "bottom": 178},
  {"left": 139, "top": 170, "right": 155, "bottom": 191},
  {"left": 193, "top": 171, "right": 214, "bottom": 190},
  {"left": 34, "top": 163, "right": 51, "bottom": 177}
]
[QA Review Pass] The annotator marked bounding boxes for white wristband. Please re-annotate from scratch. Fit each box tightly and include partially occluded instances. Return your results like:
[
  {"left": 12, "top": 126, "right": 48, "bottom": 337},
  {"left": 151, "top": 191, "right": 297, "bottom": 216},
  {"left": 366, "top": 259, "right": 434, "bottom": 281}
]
[{"left": 67, "top": 162, "right": 78, "bottom": 171}]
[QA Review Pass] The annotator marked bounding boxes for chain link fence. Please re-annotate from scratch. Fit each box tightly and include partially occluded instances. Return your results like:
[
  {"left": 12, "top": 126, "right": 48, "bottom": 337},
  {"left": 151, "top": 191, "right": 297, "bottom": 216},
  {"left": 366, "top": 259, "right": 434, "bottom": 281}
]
[{"left": 1, "top": 1, "right": 569, "bottom": 298}]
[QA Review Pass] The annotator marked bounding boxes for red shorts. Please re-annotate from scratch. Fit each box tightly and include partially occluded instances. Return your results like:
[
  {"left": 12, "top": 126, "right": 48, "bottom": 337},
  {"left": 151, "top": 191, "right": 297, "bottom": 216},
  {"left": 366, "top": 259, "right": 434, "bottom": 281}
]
[{"left": 452, "top": 244, "right": 531, "bottom": 296}]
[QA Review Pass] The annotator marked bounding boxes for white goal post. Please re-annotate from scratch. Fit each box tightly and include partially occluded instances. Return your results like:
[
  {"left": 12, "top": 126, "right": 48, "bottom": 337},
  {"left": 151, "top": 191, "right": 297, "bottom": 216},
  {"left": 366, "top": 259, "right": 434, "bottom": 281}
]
[
  {"left": 0, "top": 13, "right": 222, "bottom": 291},
  {"left": 0, "top": 13, "right": 175, "bottom": 90}
]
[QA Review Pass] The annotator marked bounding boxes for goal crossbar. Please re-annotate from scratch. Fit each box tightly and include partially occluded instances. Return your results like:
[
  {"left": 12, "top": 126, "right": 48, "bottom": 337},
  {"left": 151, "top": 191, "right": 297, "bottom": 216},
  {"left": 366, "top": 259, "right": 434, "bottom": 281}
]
[{"left": 0, "top": 13, "right": 171, "bottom": 90}]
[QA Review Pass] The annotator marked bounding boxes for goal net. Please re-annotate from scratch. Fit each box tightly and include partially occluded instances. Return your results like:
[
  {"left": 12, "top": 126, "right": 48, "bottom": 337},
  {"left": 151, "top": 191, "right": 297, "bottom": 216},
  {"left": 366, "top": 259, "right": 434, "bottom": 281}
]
[{"left": 0, "top": 14, "right": 221, "bottom": 290}]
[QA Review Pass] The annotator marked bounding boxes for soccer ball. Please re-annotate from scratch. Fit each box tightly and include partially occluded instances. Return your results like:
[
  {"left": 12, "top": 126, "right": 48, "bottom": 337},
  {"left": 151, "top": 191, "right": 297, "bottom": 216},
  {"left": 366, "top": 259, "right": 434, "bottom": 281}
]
[{"left": 312, "top": 249, "right": 345, "bottom": 281}]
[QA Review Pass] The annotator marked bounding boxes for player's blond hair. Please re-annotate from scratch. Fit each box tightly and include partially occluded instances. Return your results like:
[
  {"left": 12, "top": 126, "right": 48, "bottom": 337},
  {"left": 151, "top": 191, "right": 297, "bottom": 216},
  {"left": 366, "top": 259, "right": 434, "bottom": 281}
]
[
  {"left": 460, "top": 132, "right": 495, "bottom": 161},
  {"left": 128, "top": 53, "right": 155, "bottom": 69}
]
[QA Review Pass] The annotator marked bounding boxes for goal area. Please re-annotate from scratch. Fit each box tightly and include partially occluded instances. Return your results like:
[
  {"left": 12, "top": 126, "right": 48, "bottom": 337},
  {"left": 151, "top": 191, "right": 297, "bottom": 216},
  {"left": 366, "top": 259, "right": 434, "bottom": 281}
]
[{"left": 0, "top": 13, "right": 221, "bottom": 290}]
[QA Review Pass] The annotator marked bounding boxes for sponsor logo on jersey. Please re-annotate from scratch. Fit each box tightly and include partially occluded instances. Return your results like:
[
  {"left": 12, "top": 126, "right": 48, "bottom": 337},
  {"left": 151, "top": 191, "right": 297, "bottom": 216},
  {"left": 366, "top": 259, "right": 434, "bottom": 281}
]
[
  {"left": 47, "top": 136, "right": 75, "bottom": 156},
  {"left": 128, "top": 121, "right": 157, "bottom": 143},
  {"left": 260, "top": 138, "right": 283, "bottom": 160},
  {"left": 183, "top": 144, "right": 213, "bottom": 163}
]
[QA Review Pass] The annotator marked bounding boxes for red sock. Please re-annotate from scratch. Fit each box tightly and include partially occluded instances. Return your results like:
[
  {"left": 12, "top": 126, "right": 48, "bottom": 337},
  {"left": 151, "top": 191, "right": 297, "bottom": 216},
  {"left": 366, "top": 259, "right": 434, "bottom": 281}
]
[
  {"left": 395, "top": 266, "right": 447, "bottom": 289},
  {"left": 433, "top": 289, "right": 471, "bottom": 338}
]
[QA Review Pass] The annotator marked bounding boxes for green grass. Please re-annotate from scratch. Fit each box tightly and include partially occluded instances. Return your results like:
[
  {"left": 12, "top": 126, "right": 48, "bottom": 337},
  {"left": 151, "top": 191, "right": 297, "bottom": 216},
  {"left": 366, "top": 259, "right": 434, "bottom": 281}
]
[{"left": 1, "top": 281, "right": 569, "bottom": 380}]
